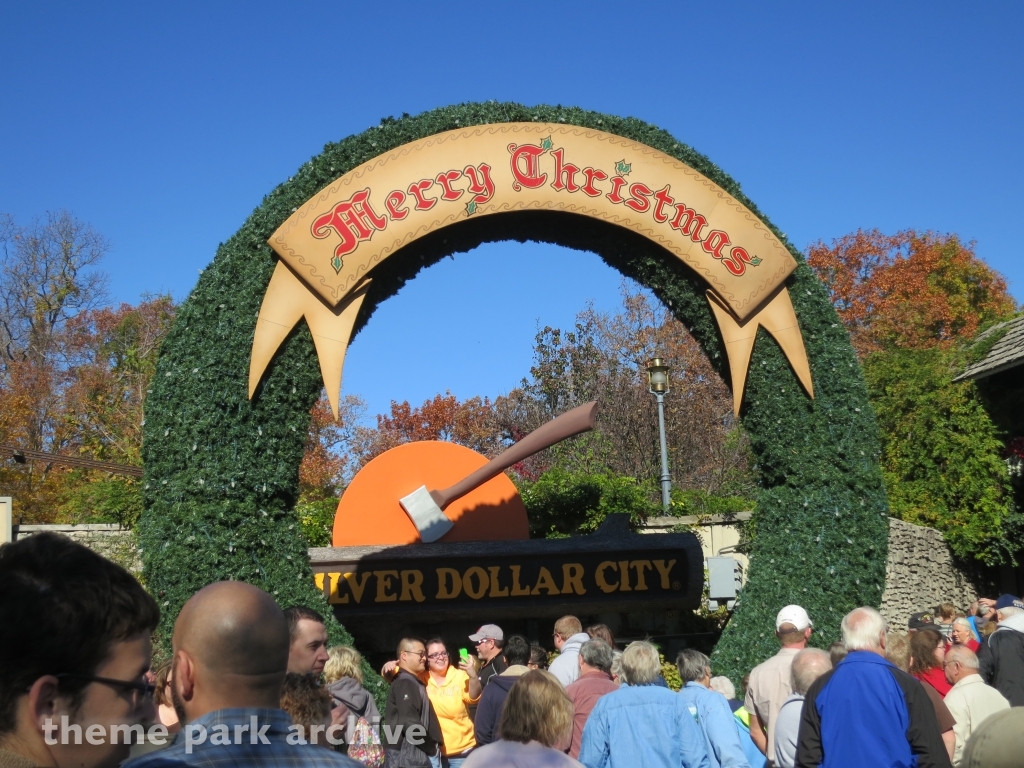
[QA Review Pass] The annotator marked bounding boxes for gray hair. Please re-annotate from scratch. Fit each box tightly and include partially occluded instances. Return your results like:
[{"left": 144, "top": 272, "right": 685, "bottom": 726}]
[
  {"left": 610, "top": 650, "right": 623, "bottom": 682},
  {"left": 999, "top": 606, "right": 1024, "bottom": 619},
  {"left": 842, "top": 606, "right": 887, "bottom": 652},
  {"left": 676, "top": 649, "right": 711, "bottom": 684},
  {"left": 620, "top": 641, "right": 661, "bottom": 685},
  {"left": 579, "top": 639, "right": 613, "bottom": 673},
  {"left": 952, "top": 617, "right": 972, "bottom": 631},
  {"left": 791, "top": 648, "right": 831, "bottom": 695},
  {"left": 709, "top": 676, "right": 736, "bottom": 700},
  {"left": 946, "top": 645, "right": 980, "bottom": 670}
]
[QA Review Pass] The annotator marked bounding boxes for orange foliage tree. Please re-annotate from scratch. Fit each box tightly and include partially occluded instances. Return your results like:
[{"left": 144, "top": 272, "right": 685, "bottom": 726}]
[
  {"left": 350, "top": 392, "right": 502, "bottom": 471},
  {"left": 807, "top": 229, "right": 1016, "bottom": 356},
  {"left": 298, "top": 392, "right": 363, "bottom": 500}
]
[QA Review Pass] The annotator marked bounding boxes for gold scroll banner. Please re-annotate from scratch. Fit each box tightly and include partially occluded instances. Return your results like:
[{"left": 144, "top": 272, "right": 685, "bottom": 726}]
[
  {"left": 706, "top": 288, "right": 814, "bottom": 417},
  {"left": 250, "top": 123, "right": 813, "bottom": 418},
  {"left": 249, "top": 261, "right": 370, "bottom": 419}
]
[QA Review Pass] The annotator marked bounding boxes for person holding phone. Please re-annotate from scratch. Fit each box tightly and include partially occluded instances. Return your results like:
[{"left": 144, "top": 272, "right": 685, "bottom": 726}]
[{"left": 424, "top": 637, "right": 481, "bottom": 768}]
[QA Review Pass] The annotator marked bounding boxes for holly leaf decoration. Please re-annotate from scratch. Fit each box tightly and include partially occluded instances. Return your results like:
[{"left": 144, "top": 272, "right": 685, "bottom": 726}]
[
  {"left": 615, "top": 159, "right": 631, "bottom": 175},
  {"left": 749, "top": 255, "right": 763, "bottom": 266},
  {"left": 331, "top": 255, "right": 343, "bottom": 274},
  {"left": 540, "top": 136, "right": 553, "bottom": 151},
  {"left": 466, "top": 200, "right": 478, "bottom": 215}
]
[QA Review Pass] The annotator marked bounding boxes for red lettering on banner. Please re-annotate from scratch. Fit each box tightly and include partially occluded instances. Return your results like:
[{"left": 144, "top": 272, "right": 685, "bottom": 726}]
[
  {"left": 508, "top": 143, "right": 548, "bottom": 191},
  {"left": 670, "top": 204, "right": 708, "bottom": 241},
  {"left": 625, "top": 182, "right": 653, "bottom": 213},
  {"left": 723, "top": 246, "right": 754, "bottom": 276},
  {"left": 702, "top": 230, "right": 731, "bottom": 261},
  {"left": 408, "top": 179, "right": 438, "bottom": 210},
  {"left": 652, "top": 185, "right": 675, "bottom": 223},
  {"left": 581, "top": 167, "right": 608, "bottom": 197},
  {"left": 435, "top": 170, "right": 464, "bottom": 201},
  {"left": 463, "top": 163, "right": 495, "bottom": 205},
  {"left": 385, "top": 190, "right": 409, "bottom": 220},
  {"left": 311, "top": 188, "right": 388, "bottom": 259},
  {"left": 607, "top": 176, "right": 628, "bottom": 204},
  {"left": 550, "top": 148, "right": 581, "bottom": 193}
]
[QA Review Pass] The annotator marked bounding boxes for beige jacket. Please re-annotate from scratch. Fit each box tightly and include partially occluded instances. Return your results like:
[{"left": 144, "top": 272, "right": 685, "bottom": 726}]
[{"left": 944, "top": 673, "right": 1010, "bottom": 766}]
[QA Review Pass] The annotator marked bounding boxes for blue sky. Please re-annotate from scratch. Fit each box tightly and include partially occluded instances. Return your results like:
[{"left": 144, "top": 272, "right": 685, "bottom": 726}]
[{"left": 2, "top": 2, "right": 1021, "bottom": 423}]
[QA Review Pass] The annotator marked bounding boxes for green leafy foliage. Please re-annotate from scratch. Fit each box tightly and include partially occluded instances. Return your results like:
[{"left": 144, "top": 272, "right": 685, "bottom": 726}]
[
  {"left": 57, "top": 475, "right": 144, "bottom": 527},
  {"left": 864, "top": 347, "right": 1019, "bottom": 563},
  {"left": 140, "top": 101, "right": 887, "bottom": 691},
  {"left": 517, "top": 469, "right": 660, "bottom": 537},
  {"left": 669, "top": 488, "right": 752, "bottom": 519},
  {"left": 660, "top": 654, "right": 683, "bottom": 691},
  {"left": 295, "top": 497, "right": 338, "bottom": 548}
]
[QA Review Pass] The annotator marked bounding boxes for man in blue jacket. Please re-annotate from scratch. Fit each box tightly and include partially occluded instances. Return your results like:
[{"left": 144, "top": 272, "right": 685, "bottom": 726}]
[
  {"left": 579, "top": 641, "right": 709, "bottom": 768},
  {"left": 796, "top": 607, "right": 951, "bottom": 768},
  {"left": 677, "top": 649, "right": 750, "bottom": 768}
]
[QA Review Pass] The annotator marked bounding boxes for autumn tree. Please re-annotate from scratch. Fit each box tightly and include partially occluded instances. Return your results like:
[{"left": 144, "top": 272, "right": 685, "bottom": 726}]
[
  {"left": 0, "top": 212, "right": 113, "bottom": 521},
  {"left": 809, "top": 228, "right": 1020, "bottom": 563},
  {"left": 498, "top": 283, "right": 755, "bottom": 498},
  {"left": 350, "top": 392, "right": 502, "bottom": 471},
  {"left": 807, "top": 230, "right": 1016, "bottom": 357},
  {"left": 294, "top": 391, "right": 365, "bottom": 547}
]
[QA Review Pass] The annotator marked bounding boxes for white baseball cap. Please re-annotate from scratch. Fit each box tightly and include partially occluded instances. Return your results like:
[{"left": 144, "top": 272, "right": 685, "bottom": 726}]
[
  {"left": 776, "top": 605, "right": 812, "bottom": 632},
  {"left": 468, "top": 624, "right": 504, "bottom": 642}
]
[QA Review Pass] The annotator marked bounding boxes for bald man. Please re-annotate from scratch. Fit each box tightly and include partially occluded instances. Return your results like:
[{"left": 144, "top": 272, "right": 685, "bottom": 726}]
[{"left": 125, "top": 581, "right": 360, "bottom": 767}]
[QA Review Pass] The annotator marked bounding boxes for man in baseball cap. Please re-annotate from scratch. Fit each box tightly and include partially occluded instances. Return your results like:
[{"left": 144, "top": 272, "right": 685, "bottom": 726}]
[
  {"left": 908, "top": 611, "right": 938, "bottom": 632},
  {"left": 744, "top": 605, "right": 812, "bottom": 764},
  {"left": 979, "top": 595, "right": 1024, "bottom": 705},
  {"left": 469, "top": 625, "right": 506, "bottom": 688}
]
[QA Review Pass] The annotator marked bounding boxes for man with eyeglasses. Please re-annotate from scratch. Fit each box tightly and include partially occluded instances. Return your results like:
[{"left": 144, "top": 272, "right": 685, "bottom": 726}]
[
  {"left": 385, "top": 638, "right": 442, "bottom": 768},
  {"left": 467, "top": 625, "right": 506, "bottom": 689},
  {"left": 0, "top": 532, "right": 160, "bottom": 768}
]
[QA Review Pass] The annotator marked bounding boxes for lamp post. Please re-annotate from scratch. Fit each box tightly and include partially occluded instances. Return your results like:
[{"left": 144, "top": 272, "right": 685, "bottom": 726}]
[{"left": 646, "top": 357, "right": 672, "bottom": 511}]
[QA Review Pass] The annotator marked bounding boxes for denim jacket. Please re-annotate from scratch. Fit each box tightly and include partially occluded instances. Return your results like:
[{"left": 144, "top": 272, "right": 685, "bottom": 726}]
[
  {"left": 677, "top": 682, "right": 751, "bottom": 768},
  {"left": 578, "top": 684, "right": 710, "bottom": 768}
]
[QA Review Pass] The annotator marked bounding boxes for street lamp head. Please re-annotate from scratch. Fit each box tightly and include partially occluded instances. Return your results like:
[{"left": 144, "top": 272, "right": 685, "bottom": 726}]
[{"left": 646, "top": 357, "right": 670, "bottom": 394}]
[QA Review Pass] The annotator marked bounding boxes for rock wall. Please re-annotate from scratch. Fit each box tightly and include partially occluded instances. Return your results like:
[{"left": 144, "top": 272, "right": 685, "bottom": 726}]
[
  {"left": 12, "top": 523, "right": 141, "bottom": 575},
  {"left": 879, "top": 517, "right": 978, "bottom": 629}
]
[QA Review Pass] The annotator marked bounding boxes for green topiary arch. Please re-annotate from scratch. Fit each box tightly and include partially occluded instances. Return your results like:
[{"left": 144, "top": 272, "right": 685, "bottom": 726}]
[{"left": 140, "top": 102, "right": 890, "bottom": 685}]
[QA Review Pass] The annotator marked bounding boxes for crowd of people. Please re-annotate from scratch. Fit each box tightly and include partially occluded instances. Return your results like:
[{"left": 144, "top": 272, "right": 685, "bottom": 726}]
[{"left": 4, "top": 532, "right": 1024, "bottom": 768}]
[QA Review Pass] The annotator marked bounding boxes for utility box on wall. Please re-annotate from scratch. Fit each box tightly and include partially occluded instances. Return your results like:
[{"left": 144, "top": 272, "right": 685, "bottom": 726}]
[{"left": 707, "top": 556, "right": 743, "bottom": 611}]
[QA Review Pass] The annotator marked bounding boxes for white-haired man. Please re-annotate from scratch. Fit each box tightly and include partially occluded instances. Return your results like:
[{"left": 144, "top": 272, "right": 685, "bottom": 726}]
[
  {"left": 944, "top": 645, "right": 1009, "bottom": 765},
  {"left": 580, "top": 641, "right": 710, "bottom": 768},
  {"left": 745, "top": 605, "right": 812, "bottom": 763},
  {"left": 978, "top": 593, "right": 1024, "bottom": 706},
  {"left": 796, "top": 606, "right": 951, "bottom": 768},
  {"left": 773, "top": 648, "right": 831, "bottom": 768}
]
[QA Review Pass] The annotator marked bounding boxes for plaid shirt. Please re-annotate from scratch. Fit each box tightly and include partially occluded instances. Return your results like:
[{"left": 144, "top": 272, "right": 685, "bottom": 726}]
[{"left": 124, "top": 708, "right": 361, "bottom": 768}]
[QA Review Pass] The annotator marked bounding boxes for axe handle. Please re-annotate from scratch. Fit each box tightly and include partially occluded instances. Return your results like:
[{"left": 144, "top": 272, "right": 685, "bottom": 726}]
[{"left": 434, "top": 401, "right": 598, "bottom": 510}]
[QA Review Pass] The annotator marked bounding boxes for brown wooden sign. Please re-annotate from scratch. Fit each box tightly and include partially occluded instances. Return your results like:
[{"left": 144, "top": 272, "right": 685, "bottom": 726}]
[{"left": 309, "top": 515, "right": 703, "bottom": 620}]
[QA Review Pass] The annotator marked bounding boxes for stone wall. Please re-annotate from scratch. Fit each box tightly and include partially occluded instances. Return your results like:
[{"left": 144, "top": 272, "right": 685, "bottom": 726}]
[
  {"left": 879, "top": 517, "right": 978, "bottom": 629},
  {"left": 12, "top": 523, "right": 141, "bottom": 575}
]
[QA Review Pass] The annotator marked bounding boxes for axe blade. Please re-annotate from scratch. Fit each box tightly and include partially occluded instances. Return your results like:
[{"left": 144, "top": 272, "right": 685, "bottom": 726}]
[{"left": 399, "top": 486, "right": 454, "bottom": 543}]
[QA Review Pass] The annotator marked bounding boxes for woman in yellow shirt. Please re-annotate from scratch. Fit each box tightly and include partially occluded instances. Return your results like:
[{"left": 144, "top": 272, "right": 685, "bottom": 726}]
[{"left": 425, "top": 637, "right": 482, "bottom": 768}]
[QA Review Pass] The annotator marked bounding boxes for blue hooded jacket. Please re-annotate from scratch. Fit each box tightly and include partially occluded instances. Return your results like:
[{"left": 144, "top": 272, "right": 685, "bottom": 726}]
[{"left": 796, "top": 651, "right": 950, "bottom": 768}]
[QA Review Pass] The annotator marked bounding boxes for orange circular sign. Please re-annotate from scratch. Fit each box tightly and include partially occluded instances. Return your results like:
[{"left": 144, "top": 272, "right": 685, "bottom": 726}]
[{"left": 333, "top": 441, "right": 530, "bottom": 547}]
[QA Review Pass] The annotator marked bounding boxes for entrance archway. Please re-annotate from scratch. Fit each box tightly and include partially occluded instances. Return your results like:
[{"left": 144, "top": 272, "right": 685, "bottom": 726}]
[{"left": 139, "top": 102, "right": 889, "bottom": 683}]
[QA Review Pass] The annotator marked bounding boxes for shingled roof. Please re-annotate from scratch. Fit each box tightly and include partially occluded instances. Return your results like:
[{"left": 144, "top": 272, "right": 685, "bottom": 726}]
[{"left": 954, "top": 315, "right": 1024, "bottom": 381}]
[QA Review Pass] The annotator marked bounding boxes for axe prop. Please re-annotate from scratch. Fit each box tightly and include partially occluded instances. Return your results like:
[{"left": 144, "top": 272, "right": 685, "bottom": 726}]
[{"left": 399, "top": 401, "right": 598, "bottom": 542}]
